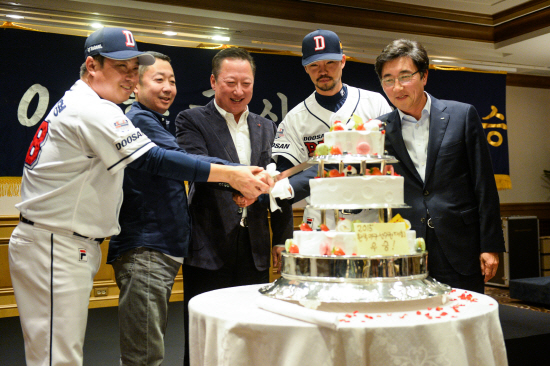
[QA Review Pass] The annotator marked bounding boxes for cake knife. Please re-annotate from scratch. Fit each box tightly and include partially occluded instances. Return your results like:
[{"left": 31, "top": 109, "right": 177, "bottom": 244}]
[{"left": 273, "top": 161, "right": 312, "bottom": 182}]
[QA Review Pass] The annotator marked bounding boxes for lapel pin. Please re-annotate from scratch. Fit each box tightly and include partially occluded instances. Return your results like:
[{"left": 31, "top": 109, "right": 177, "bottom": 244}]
[{"left": 257, "top": 124, "right": 261, "bottom": 127}]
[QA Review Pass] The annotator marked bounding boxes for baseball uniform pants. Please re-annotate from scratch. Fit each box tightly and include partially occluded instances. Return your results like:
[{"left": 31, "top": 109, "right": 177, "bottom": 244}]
[{"left": 9, "top": 221, "right": 102, "bottom": 366}]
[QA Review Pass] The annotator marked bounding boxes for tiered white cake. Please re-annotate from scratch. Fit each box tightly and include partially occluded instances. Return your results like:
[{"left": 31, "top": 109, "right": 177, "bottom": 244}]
[
  {"left": 260, "top": 115, "right": 450, "bottom": 305},
  {"left": 286, "top": 118, "right": 420, "bottom": 258}
]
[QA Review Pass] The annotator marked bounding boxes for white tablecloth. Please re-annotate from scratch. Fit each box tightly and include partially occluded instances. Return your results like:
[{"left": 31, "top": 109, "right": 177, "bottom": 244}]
[{"left": 189, "top": 284, "right": 507, "bottom": 366}]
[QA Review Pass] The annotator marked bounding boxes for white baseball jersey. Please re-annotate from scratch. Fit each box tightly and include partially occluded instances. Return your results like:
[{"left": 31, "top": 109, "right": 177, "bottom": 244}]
[
  {"left": 273, "top": 85, "right": 391, "bottom": 163},
  {"left": 272, "top": 85, "right": 392, "bottom": 228},
  {"left": 17, "top": 80, "right": 155, "bottom": 238}
]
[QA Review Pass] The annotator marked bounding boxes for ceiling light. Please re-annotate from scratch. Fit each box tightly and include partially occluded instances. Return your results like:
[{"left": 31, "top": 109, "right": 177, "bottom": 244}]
[
  {"left": 432, "top": 59, "right": 443, "bottom": 63},
  {"left": 432, "top": 59, "right": 517, "bottom": 72},
  {"left": 6, "top": 14, "right": 24, "bottom": 19},
  {"left": 163, "top": 31, "right": 178, "bottom": 36},
  {"left": 212, "top": 35, "right": 230, "bottom": 42},
  {"left": 91, "top": 23, "right": 103, "bottom": 29}
]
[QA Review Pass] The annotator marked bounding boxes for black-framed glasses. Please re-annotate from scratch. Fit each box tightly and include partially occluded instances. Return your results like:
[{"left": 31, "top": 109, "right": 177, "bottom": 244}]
[{"left": 381, "top": 71, "right": 420, "bottom": 87}]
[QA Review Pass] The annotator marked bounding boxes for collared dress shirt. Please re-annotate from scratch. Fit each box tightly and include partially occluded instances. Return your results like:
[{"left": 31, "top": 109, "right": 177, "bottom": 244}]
[
  {"left": 214, "top": 100, "right": 251, "bottom": 220},
  {"left": 398, "top": 93, "right": 431, "bottom": 182}
]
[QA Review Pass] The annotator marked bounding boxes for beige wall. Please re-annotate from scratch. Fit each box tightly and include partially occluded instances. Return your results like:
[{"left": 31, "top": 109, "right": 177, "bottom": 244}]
[{"left": 498, "top": 86, "right": 550, "bottom": 204}]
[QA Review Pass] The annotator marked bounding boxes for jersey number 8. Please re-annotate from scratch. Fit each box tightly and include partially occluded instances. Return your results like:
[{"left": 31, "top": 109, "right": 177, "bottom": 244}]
[{"left": 25, "top": 120, "right": 49, "bottom": 169}]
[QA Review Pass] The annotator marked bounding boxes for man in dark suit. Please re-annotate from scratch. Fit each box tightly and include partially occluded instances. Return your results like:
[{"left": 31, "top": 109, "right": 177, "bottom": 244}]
[
  {"left": 175, "top": 47, "right": 276, "bottom": 365},
  {"left": 374, "top": 39, "right": 505, "bottom": 293}
]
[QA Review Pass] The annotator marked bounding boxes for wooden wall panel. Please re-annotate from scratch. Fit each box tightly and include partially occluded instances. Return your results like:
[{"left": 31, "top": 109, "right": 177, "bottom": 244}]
[
  {"left": 0, "top": 244, "right": 11, "bottom": 290},
  {"left": 507, "top": 74, "right": 550, "bottom": 89},
  {"left": 500, "top": 202, "right": 550, "bottom": 236}
]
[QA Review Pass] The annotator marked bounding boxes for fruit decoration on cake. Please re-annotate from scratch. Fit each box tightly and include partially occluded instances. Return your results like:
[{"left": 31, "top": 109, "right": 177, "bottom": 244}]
[
  {"left": 316, "top": 165, "right": 399, "bottom": 178},
  {"left": 314, "top": 114, "right": 385, "bottom": 156}
]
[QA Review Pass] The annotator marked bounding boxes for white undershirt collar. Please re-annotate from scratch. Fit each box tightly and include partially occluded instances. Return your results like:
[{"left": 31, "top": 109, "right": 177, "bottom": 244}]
[{"left": 399, "top": 93, "right": 431, "bottom": 182}]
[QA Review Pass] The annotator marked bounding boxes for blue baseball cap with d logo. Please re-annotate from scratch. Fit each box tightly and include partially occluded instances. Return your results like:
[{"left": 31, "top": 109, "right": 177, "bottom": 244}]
[
  {"left": 84, "top": 27, "right": 155, "bottom": 65},
  {"left": 302, "top": 29, "right": 343, "bottom": 66}
]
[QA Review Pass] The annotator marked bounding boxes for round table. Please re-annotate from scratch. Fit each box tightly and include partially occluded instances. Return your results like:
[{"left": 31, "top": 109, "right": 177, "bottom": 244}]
[{"left": 189, "top": 284, "right": 507, "bottom": 366}]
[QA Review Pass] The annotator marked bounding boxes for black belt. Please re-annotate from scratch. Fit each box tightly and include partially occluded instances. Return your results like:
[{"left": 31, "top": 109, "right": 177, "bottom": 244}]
[{"left": 20, "top": 215, "right": 105, "bottom": 243}]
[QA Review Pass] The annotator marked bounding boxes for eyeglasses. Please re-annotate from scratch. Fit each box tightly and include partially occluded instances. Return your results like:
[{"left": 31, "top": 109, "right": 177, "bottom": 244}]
[{"left": 381, "top": 71, "right": 420, "bottom": 87}]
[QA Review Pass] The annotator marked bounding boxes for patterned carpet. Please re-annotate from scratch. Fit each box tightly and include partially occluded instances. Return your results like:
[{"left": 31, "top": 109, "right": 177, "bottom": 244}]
[{"left": 485, "top": 285, "right": 550, "bottom": 313}]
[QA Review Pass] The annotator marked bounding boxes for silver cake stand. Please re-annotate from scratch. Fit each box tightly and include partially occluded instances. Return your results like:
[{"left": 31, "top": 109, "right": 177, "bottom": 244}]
[
  {"left": 260, "top": 252, "right": 451, "bottom": 304},
  {"left": 260, "top": 152, "right": 451, "bottom": 305}
]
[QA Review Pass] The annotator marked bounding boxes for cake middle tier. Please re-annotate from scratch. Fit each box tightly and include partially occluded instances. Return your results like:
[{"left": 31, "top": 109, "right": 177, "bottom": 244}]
[{"left": 309, "top": 175, "right": 404, "bottom": 206}]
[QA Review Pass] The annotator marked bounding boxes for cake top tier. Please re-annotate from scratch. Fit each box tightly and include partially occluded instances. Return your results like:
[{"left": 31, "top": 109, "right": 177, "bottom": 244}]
[{"left": 314, "top": 114, "right": 386, "bottom": 156}]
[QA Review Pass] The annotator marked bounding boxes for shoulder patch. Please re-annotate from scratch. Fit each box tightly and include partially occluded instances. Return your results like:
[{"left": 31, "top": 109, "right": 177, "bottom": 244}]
[
  {"left": 114, "top": 119, "right": 130, "bottom": 129},
  {"left": 276, "top": 127, "right": 284, "bottom": 139}
]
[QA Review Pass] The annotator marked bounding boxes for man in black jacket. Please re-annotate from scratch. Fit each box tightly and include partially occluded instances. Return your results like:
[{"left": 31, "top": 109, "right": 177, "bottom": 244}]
[
  {"left": 375, "top": 39, "right": 505, "bottom": 293},
  {"left": 176, "top": 47, "right": 277, "bottom": 366}
]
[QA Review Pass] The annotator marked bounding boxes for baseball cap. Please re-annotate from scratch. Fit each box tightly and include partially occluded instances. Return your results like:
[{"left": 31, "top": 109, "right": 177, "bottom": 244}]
[
  {"left": 302, "top": 29, "right": 343, "bottom": 66},
  {"left": 84, "top": 27, "right": 155, "bottom": 66}
]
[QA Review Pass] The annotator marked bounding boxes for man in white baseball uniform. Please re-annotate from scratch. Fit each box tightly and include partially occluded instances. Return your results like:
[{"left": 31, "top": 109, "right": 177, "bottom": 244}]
[
  {"left": 271, "top": 29, "right": 392, "bottom": 258},
  {"left": 8, "top": 27, "right": 272, "bottom": 366}
]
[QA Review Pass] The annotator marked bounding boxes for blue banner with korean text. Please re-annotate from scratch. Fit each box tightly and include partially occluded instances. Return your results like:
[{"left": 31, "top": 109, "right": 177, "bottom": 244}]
[
  {"left": 426, "top": 67, "right": 510, "bottom": 190},
  {"left": 0, "top": 28, "right": 510, "bottom": 196}
]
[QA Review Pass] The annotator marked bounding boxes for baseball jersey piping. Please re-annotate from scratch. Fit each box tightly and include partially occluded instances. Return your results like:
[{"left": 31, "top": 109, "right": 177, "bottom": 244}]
[
  {"left": 338, "top": 88, "right": 361, "bottom": 121},
  {"left": 303, "top": 101, "right": 331, "bottom": 129},
  {"left": 349, "top": 88, "right": 361, "bottom": 117},
  {"left": 49, "top": 233, "right": 54, "bottom": 366},
  {"left": 107, "top": 141, "right": 154, "bottom": 171},
  {"left": 303, "top": 87, "right": 362, "bottom": 129}
]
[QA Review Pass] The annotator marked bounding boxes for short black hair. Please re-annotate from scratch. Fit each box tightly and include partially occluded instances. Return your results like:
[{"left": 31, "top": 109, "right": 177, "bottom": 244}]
[
  {"left": 375, "top": 39, "right": 429, "bottom": 80},
  {"left": 79, "top": 54, "right": 105, "bottom": 77},
  {"left": 139, "top": 51, "right": 171, "bottom": 81},
  {"left": 212, "top": 48, "right": 256, "bottom": 80}
]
